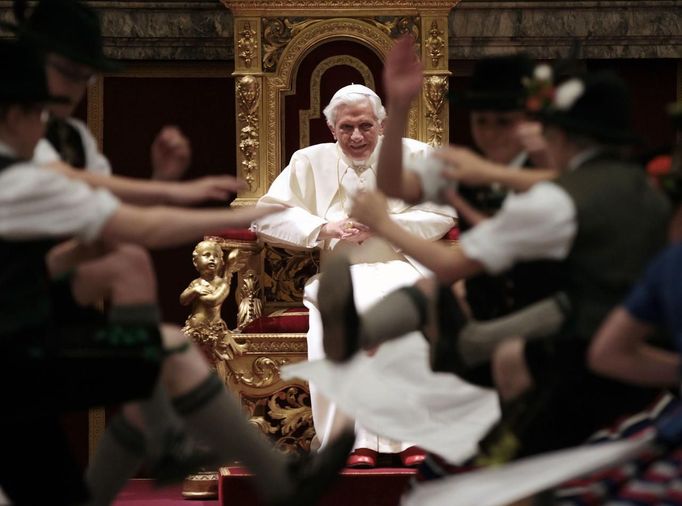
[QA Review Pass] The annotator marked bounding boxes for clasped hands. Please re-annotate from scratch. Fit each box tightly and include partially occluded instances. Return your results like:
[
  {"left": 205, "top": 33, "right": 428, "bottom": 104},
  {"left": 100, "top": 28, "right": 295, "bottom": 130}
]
[{"left": 320, "top": 217, "right": 372, "bottom": 243}]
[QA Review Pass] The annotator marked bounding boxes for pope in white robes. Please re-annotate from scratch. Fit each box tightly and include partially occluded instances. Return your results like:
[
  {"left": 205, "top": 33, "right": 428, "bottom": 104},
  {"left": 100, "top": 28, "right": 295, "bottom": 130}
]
[{"left": 253, "top": 84, "right": 463, "bottom": 464}]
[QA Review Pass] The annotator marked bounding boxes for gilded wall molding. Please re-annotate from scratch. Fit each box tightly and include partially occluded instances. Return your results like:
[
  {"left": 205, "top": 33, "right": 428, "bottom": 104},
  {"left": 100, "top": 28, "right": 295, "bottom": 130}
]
[
  {"left": 223, "top": 0, "right": 458, "bottom": 15},
  {"left": 237, "top": 21, "right": 258, "bottom": 68},
  {"left": 299, "top": 55, "right": 375, "bottom": 149},
  {"left": 424, "top": 75, "right": 448, "bottom": 147},
  {"left": 425, "top": 20, "right": 445, "bottom": 67},
  {"left": 236, "top": 75, "right": 261, "bottom": 192}
]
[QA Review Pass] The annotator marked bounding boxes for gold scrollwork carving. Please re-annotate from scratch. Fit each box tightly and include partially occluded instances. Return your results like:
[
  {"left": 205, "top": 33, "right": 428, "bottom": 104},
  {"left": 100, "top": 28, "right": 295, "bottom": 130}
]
[
  {"left": 365, "top": 16, "right": 420, "bottom": 42},
  {"left": 263, "top": 245, "right": 319, "bottom": 304},
  {"left": 262, "top": 18, "right": 322, "bottom": 72},
  {"left": 243, "top": 386, "right": 314, "bottom": 454},
  {"left": 237, "top": 269, "right": 263, "bottom": 330},
  {"left": 237, "top": 21, "right": 258, "bottom": 68},
  {"left": 228, "top": 356, "right": 289, "bottom": 388},
  {"left": 237, "top": 75, "right": 260, "bottom": 191},
  {"left": 183, "top": 319, "right": 248, "bottom": 361},
  {"left": 263, "top": 16, "right": 418, "bottom": 75},
  {"left": 425, "top": 20, "right": 445, "bottom": 67},
  {"left": 424, "top": 75, "right": 447, "bottom": 147},
  {"left": 299, "top": 55, "right": 375, "bottom": 149}
]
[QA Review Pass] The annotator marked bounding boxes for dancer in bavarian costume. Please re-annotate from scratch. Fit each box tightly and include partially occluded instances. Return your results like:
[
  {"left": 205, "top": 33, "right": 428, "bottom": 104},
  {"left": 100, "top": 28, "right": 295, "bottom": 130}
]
[
  {"left": 2, "top": 0, "right": 246, "bottom": 206},
  {"left": 0, "top": 40, "right": 353, "bottom": 506},
  {"left": 8, "top": 0, "right": 191, "bottom": 181},
  {"left": 317, "top": 36, "right": 671, "bottom": 465}
]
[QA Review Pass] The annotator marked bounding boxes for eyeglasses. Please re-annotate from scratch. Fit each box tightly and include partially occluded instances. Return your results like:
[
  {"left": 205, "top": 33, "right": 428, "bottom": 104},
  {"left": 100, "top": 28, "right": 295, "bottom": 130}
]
[{"left": 47, "top": 58, "right": 96, "bottom": 86}]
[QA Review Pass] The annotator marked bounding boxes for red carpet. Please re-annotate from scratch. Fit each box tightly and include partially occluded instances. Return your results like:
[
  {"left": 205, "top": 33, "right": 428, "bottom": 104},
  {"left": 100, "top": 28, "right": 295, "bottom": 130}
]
[
  {"left": 219, "top": 467, "right": 416, "bottom": 506},
  {"left": 113, "top": 480, "right": 218, "bottom": 505}
]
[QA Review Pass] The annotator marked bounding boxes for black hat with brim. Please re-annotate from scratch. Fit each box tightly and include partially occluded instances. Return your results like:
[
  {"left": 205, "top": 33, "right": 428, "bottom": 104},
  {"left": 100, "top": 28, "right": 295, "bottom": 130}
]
[
  {"left": 0, "top": 39, "right": 69, "bottom": 105},
  {"left": 535, "top": 71, "right": 640, "bottom": 145},
  {"left": 1, "top": 0, "right": 122, "bottom": 72},
  {"left": 452, "top": 54, "right": 535, "bottom": 111}
]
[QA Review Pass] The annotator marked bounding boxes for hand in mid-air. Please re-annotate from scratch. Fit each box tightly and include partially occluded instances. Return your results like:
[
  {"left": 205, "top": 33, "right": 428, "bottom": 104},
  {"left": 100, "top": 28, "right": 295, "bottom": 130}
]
[
  {"left": 151, "top": 125, "right": 192, "bottom": 181},
  {"left": 383, "top": 36, "right": 423, "bottom": 108},
  {"left": 170, "top": 175, "right": 249, "bottom": 206},
  {"left": 515, "top": 121, "right": 556, "bottom": 168},
  {"left": 350, "top": 191, "right": 391, "bottom": 233}
]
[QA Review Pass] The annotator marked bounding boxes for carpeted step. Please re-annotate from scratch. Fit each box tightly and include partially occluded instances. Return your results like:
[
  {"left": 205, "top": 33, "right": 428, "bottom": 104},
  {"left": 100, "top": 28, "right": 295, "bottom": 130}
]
[{"left": 219, "top": 467, "right": 417, "bottom": 506}]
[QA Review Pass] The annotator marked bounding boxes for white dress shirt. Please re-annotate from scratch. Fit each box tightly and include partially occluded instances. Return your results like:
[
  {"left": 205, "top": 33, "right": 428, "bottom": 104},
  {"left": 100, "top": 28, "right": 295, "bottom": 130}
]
[
  {"left": 458, "top": 149, "right": 604, "bottom": 274},
  {"left": 0, "top": 141, "right": 119, "bottom": 244},
  {"left": 33, "top": 117, "right": 112, "bottom": 175}
]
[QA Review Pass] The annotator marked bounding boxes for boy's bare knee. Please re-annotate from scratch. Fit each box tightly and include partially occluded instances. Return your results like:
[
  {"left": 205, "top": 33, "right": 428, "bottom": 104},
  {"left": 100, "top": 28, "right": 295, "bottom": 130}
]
[
  {"left": 160, "top": 324, "right": 189, "bottom": 349},
  {"left": 159, "top": 333, "right": 212, "bottom": 396},
  {"left": 492, "top": 338, "right": 533, "bottom": 401},
  {"left": 113, "top": 245, "right": 154, "bottom": 279}
]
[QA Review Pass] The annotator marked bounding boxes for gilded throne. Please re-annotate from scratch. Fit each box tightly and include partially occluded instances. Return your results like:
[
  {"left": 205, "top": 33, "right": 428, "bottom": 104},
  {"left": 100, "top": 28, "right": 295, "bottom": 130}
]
[{"left": 181, "top": 1, "right": 457, "bottom": 497}]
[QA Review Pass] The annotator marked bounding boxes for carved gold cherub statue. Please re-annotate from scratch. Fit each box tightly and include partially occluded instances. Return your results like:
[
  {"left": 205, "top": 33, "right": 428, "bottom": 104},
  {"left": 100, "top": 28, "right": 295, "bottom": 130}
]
[{"left": 181, "top": 240, "right": 246, "bottom": 359}]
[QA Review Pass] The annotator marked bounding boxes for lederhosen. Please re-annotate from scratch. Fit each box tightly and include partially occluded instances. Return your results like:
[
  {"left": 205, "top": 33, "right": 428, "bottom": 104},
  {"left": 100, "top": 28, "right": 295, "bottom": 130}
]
[
  {"left": 481, "top": 156, "right": 672, "bottom": 461},
  {"left": 0, "top": 154, "right": 161, "bottom": 504},
  {"left": 459, "top": 161, "right": 564, "bottom": 320}
]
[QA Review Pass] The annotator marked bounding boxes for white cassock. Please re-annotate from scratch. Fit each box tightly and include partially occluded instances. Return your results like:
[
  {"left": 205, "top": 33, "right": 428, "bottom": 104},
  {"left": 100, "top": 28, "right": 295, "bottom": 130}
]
[{"left": 255, "top": 138, "right": 495, "bottom": 454}]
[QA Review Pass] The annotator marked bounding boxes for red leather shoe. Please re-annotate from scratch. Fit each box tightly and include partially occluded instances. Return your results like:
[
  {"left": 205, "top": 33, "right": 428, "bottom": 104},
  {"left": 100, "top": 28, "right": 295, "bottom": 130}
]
[
  {"left": 399, "top": 446, "right": 426, "bottom": 467},
  {"left": 346, "top": 448, "right": 377, "bottom": 468}
]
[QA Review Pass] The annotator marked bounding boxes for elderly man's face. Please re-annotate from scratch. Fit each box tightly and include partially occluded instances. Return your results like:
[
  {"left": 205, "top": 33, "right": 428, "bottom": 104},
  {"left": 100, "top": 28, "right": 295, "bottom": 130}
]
[{"left": 329, "top": 100, "right": 383, "bottom": 162}]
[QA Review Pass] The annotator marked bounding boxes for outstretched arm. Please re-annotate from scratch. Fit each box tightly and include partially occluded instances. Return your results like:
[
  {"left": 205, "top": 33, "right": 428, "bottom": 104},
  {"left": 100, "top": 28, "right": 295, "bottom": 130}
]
[
  {"left": 377, "top": 36, "right": 424, "bottom": 204},
  {"left": 100, "top": 203, "right": 282, "bottom": 250},
  {"left": 588, "top": 307, "right": 679, "bottom": 387},
  {"left": 435, "top": 147, "right": 557, "bottom": 193},
  {"left": 352, "top": 191, "right": 483, "bottom": 283},
  {"left": 47, "top": 160, "right": 247, "bottom": 206}
]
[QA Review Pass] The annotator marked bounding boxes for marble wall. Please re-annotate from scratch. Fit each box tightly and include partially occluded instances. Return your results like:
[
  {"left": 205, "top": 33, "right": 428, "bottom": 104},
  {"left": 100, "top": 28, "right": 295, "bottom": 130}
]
[
  {"left": 450, "top": 0, "right": 682, "bottom": 59},
  {"left": 0, "top": 0, "right": 679, "bottom": 60}
]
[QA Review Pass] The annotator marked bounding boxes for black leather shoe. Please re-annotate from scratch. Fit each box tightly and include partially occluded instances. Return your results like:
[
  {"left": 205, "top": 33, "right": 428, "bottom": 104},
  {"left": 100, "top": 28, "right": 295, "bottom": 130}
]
[
  {"left": 150, "top": 431, "right": 220, "bottom": 486},
  {"left": 320, "top": 255, "right": 360, "bottom": 362},
  {"left": 271, "top": 428, "right": 355, "bottom": 506}
]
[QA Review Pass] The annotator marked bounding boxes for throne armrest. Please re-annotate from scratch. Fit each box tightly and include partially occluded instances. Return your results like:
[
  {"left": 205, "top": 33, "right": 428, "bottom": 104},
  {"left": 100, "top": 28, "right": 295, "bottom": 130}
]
[{"left": 210, "top": 228, "right": 259, "bottom": 242}]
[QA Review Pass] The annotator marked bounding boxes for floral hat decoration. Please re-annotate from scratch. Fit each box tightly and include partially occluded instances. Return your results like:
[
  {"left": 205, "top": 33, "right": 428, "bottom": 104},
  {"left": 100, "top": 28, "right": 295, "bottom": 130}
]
[
  {"left": 524, "top": 66, "right": 639, "bottom": 145},
  {"left": 646, "top": 100, "right": 682, "bottom": 204}
]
